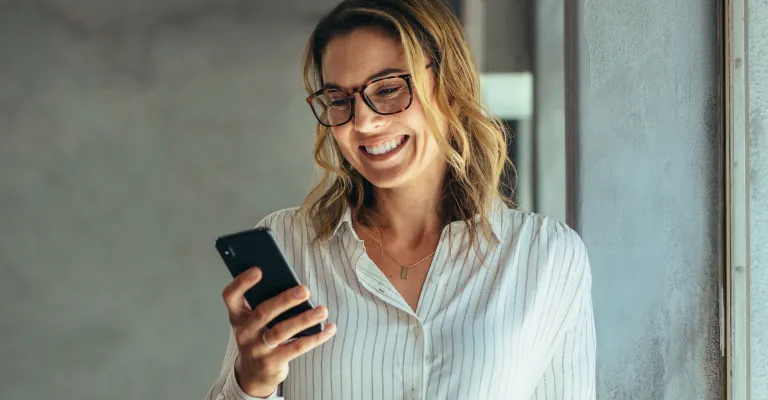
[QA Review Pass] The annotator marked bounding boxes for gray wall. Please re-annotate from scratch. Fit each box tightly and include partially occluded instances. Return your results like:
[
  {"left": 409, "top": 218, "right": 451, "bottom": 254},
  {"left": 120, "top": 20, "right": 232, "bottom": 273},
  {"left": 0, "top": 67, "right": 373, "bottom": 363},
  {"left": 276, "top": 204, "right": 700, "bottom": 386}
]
[
  {"left": 575, "top": 0, "right": 722, "bottom": 398},
  {"left": 749, "top": 0, "right": 768, "bottom": 395},
  {"left": 0, "top": 1, "right": 339, "bottom": 398}
]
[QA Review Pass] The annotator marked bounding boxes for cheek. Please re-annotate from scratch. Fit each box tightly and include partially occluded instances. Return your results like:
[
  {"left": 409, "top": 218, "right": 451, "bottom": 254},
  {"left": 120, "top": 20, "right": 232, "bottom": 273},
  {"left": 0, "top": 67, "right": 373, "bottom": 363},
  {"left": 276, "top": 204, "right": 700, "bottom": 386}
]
[
  {"left": 406, "top": 93, "right": 448, "bottom": 137},
  {"left": 331, "top": 127, "right": 357, "bottom": 157},
  {"left": 330, "top": 127, "right": 349, "bottom": 145}
]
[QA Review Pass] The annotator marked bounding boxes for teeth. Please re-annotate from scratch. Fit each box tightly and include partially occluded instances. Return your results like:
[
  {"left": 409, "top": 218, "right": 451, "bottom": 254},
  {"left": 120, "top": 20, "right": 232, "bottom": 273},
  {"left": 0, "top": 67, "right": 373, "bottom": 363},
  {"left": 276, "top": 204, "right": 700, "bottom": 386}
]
[{"left": 364, "top": 137, "right": 405, "bottom": 155}]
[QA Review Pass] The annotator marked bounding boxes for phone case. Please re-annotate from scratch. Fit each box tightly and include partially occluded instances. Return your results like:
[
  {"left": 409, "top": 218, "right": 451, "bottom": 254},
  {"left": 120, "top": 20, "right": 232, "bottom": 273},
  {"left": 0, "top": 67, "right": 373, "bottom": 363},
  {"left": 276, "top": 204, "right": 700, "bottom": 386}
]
[{"left": 215, "top": 227, "right": 324, "bottom": 338}]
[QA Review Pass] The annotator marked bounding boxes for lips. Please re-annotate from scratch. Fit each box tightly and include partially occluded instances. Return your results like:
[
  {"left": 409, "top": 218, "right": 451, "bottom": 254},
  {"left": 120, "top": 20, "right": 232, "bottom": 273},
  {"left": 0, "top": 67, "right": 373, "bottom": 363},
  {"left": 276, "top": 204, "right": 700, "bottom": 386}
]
[{"left": 357, "top": 135, "right": 409, "bottom": 162}]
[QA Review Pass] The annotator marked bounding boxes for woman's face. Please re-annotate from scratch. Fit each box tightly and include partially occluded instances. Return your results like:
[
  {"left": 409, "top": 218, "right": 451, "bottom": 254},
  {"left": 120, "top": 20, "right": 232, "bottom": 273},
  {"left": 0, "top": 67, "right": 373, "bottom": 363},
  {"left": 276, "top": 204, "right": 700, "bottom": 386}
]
[{"left": 321, "top": 27, "right": 448, "bottom": 190}]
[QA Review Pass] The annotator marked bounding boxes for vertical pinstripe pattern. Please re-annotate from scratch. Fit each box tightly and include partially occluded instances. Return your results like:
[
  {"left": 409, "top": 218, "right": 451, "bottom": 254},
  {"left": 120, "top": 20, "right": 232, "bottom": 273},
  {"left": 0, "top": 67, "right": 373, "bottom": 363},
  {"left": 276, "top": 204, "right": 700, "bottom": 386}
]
[{"left": 206, "top": 201, "right": 596, "bottom": 400}]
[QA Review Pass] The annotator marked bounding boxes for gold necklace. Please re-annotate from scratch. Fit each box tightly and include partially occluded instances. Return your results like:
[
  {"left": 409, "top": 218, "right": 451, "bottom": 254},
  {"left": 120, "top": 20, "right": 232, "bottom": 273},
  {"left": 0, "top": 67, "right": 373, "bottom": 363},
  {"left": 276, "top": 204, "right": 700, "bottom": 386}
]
[{"left": 380, "top": 246, "right": 436, "bottom": 279}]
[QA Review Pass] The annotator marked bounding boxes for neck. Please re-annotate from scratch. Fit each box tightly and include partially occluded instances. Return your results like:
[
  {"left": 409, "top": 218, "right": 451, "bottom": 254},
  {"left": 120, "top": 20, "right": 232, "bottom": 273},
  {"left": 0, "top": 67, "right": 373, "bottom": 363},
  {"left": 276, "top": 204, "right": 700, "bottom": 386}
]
[
  {"left": 368, "top": 169, "right": 447, "bottom": 249},
  {"left": 374, "top": 189, "right": 442, "bottom": 242}
]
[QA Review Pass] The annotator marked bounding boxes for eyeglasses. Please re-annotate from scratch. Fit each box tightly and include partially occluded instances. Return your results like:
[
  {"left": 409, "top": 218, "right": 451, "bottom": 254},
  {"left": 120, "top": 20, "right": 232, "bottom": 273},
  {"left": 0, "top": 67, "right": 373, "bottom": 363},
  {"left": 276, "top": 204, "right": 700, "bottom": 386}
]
[{"left": 306, "top": 63, "right": 435, "bottom": 128}]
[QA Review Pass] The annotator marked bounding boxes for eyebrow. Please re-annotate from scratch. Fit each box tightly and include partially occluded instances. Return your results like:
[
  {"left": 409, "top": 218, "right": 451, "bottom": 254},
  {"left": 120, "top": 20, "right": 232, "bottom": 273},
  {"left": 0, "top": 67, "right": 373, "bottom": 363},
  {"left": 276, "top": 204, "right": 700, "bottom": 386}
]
[{"left": 322, "top": 67, "right": 407, "bottom": 90}]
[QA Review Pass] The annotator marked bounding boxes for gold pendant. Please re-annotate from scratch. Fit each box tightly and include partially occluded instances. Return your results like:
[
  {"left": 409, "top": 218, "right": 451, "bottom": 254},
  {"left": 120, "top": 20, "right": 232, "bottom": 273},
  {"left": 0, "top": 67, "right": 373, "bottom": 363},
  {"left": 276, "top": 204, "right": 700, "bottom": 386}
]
[{"left": 400, "top": 266, "right": 410, "bottom": 279}]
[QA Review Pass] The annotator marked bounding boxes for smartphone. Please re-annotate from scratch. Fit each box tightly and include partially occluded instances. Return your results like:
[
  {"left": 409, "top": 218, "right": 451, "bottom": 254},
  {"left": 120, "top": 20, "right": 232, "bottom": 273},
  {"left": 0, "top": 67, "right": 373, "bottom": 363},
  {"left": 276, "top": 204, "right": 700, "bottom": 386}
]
[{"left": 215, "top": 227, "right": 324, "bottom": 338}]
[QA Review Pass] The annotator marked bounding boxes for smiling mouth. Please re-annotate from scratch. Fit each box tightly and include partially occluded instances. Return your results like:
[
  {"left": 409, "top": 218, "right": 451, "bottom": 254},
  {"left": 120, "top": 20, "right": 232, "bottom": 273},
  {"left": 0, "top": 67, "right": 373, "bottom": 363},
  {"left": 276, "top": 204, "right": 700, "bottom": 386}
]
[{"left": 360, "top": 136, "right": 408, "bottom": 156}]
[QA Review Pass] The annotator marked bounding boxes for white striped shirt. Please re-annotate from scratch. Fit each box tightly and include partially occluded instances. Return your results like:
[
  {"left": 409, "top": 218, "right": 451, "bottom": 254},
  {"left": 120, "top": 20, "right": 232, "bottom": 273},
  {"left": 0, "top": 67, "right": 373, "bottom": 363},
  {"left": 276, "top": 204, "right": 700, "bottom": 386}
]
[{"left": 207, "top": 201, "right": 596, "bottom": 400}]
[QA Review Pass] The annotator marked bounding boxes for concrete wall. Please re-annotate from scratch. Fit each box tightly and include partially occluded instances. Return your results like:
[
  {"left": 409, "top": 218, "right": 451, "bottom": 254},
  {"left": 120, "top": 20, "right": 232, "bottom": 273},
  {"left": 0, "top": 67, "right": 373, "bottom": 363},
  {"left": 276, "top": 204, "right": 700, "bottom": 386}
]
[
  {"left": 575, "top": 0, "right": 722, "bottom": 398},
  {"left": 749, "top": 0, "right": 768, "bottom": 395},
  {"left": 0, "top": 1, "right": 338, "bottom": 398}
]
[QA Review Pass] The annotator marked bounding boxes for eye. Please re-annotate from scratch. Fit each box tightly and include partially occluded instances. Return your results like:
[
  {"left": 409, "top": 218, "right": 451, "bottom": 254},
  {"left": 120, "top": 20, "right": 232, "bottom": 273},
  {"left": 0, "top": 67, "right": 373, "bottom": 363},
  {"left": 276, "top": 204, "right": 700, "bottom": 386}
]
[
  {"left": 376, "top": 87, "right": 400, "bottom": 96},
  {"left": 369, "top": 80, "right": 408, "bottom": 100},
  {"left": 330, "top": 98, "right": 351, "bottom": 108}
]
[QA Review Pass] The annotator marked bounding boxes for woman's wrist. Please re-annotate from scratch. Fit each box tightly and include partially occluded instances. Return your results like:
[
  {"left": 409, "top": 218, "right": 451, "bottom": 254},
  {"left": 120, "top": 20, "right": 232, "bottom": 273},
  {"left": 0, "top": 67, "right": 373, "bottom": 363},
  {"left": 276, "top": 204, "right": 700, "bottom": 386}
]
[{"left": 234, "top": 356, "right": 278, "bottom": 398}]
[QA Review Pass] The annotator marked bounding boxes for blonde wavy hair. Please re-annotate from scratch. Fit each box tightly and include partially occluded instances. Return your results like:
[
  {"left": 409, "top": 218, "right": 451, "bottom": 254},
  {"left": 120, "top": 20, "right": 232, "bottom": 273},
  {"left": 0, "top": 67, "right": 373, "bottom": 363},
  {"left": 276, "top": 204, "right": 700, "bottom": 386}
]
[{"left": 299, "top": 0, "right": 514, "bottom": 248}]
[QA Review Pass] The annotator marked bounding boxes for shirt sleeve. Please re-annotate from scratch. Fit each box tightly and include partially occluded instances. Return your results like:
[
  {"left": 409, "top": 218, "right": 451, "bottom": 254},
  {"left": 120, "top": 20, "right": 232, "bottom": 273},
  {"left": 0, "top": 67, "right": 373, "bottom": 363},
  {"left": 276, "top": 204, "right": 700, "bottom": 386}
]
[
  {"left": 205, "top": 327, "right": 285, "bottom": 400},
  {"left": 528, "top": 227, "right": 597, "bottom": 400},
  {"left": 529, "top": 291, "right": 596, "bottom": 399}
]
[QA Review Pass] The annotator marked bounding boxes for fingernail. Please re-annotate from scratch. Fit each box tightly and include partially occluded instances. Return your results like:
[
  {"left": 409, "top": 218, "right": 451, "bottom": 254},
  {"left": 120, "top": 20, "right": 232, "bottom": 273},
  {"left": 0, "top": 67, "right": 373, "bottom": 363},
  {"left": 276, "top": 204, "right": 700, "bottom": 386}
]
[{"left": 295, "top": 286, "right": 307, "bottom": 298}]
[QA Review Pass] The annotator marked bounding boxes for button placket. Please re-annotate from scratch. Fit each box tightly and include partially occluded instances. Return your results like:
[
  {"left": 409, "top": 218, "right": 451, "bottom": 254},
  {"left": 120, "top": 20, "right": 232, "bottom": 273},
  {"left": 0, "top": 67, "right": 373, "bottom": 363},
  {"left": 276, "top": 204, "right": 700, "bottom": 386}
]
[{"left": 410, "top": 320, "right": 427, "bottom": 400}]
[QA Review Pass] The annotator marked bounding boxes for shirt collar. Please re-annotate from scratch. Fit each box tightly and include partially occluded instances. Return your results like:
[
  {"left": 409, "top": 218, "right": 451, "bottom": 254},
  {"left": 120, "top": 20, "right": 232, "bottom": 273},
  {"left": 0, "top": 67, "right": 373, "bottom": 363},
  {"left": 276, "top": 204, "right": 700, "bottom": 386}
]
[
  {"left": 330, "top": 205, "right": 355, "bottom": 238},
  {"left": 330, "top": 198, "right": 506, "bottom": 241},
  {"left": 448, "top": 198, "right": 505, "bottom": 241},
  {"left": 486, "top": 197, "right": 506, "bottom": 240}
]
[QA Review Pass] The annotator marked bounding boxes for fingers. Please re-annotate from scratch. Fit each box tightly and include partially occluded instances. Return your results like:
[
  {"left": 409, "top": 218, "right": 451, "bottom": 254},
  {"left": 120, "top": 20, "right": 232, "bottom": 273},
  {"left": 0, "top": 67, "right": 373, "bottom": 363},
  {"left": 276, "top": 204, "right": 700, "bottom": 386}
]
[
  {"left": 262, "top": 305, "right": 329, "bottom": 346},
  {"left": 222, "top": 266, "right": 262, "bottom": 326},
  {"left": 272, "top": 323, "right": 337, "bottom": 361},
  {"left": 236, "top": 285, "right": 312, "bottom": 343}
]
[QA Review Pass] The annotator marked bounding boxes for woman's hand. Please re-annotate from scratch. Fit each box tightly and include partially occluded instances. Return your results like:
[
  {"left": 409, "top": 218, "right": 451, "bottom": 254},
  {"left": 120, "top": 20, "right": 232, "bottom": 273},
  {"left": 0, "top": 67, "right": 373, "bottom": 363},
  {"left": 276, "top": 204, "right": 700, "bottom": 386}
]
[{"left": 221, "top": 266, "right": 337, "bottom": 398}]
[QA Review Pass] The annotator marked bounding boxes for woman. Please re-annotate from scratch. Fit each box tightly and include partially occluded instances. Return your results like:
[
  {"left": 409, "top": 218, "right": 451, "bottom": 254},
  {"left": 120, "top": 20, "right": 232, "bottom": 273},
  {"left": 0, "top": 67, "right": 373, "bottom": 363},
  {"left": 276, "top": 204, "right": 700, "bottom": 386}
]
[{"left": 207, "top": 0, "right": 595, "bottom": 399}]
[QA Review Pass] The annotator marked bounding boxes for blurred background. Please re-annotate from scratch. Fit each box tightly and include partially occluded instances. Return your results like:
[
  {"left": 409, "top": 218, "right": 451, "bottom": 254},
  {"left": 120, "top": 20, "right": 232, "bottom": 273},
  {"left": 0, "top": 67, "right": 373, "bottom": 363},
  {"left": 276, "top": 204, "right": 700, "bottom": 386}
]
[
  {"left": 5, "top": 0, "right": 766, "bottom": 399},
  {"left": 0, "top": 1, "right": 333, "bottom": 398},
  {"left": 0, "top": 0, "right": 566, "bottom": 398}
]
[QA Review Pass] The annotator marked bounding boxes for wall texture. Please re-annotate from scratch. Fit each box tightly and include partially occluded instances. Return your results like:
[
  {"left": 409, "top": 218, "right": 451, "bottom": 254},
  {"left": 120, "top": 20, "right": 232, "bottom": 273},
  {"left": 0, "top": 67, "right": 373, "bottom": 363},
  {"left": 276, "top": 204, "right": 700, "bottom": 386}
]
[
  {"left": 0, "top": 1, "right": 338, "bottom": 398},
  {"left": 749, "top": 0, "right": 768, "bottom": 395},
  {"left": 575, "top": 0, "right": 722, "bottom": 398}
]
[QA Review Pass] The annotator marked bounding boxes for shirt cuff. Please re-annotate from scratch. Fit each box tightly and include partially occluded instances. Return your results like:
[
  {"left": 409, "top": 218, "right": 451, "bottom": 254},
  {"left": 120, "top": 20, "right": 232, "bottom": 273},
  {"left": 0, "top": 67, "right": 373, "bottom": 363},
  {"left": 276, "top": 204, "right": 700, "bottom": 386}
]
[{"left": 221, "top": 363, "right": 282, "bottom": 400}]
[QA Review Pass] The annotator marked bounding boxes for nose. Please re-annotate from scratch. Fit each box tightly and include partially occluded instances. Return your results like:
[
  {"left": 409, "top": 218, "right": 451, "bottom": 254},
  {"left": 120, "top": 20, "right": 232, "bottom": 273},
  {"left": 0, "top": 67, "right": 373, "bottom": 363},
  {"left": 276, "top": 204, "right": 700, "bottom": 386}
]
[{"left": 351, "top": 93, "right": 383, "bottom": 132}]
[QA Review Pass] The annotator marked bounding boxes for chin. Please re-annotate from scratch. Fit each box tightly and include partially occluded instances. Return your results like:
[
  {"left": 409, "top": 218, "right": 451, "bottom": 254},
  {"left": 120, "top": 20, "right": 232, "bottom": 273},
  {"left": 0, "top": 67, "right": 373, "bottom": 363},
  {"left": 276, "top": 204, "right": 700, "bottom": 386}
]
[{"left": 357, "top": 168, "right": 410, "bottom": 189}]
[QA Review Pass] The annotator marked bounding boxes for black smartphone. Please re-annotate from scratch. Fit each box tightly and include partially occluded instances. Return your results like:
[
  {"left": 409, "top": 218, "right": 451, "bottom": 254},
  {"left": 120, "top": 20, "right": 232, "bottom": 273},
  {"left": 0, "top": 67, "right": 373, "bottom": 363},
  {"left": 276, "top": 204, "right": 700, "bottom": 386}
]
[{"left": 215, "top": 227, "right": 324, "bottom": 338}]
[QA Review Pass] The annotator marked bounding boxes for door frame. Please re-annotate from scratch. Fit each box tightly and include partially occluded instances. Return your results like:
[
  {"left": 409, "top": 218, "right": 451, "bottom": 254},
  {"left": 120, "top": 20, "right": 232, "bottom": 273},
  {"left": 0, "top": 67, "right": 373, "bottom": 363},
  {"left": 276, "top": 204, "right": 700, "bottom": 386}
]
[{"left": 724, "top": 0, "right": 751, "bottom": 397}]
